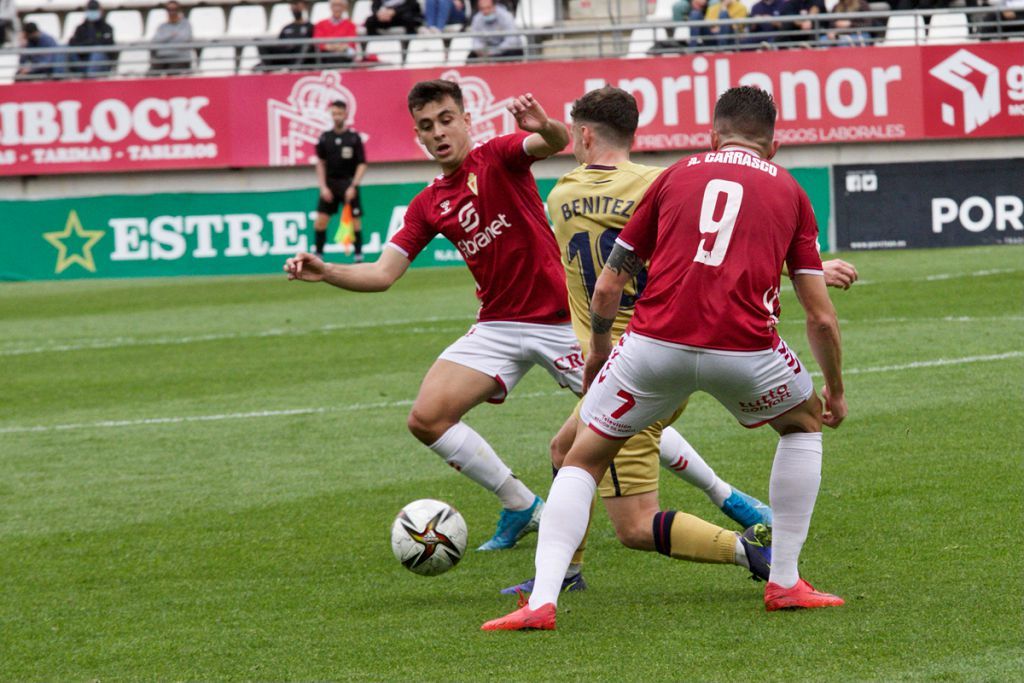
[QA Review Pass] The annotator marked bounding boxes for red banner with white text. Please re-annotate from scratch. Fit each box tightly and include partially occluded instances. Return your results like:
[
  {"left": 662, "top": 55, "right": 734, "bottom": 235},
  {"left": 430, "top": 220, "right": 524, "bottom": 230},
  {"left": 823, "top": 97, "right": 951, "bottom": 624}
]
[{"left": 1, "top": 42, "right": 1021, "bottom": 176}]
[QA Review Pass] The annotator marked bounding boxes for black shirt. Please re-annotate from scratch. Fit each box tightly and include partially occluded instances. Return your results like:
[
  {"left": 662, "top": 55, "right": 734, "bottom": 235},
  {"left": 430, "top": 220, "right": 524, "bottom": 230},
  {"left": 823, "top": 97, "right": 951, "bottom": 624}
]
[{"left": 315, "top": 128, "right": 366, "bottom": 180}]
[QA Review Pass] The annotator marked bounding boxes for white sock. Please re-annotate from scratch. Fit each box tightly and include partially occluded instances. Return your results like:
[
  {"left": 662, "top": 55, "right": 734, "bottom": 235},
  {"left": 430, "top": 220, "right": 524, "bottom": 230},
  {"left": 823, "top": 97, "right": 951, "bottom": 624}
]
[
  {"left": 659, "top": 426, "right": 732, "bottom": 506},
  {"left": 429, "top": 423, "right": 534, "bottom": 511},
  {"left": 767, "top": 432, "right": 823, "bottom": 588},
  {"left": 733, "top": 535, "right": 749, "bottom": 569},
  {"left": 528, "top": 466, "right": 596, "bottom": 610}
]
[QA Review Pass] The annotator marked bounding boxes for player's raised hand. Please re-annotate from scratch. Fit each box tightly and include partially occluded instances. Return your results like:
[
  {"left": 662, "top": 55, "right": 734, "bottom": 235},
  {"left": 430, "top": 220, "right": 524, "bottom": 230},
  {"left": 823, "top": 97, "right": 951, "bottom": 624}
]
[
  {"left": 507, "top": 93, "right": 550, "bottom": 133},
  {"left": 821, "top": 385, "right": 847, "bottom": 428},
  {"left": 284, "top": 252, "right": 327, "bottom": 282},
  {"left": 823, "top": 259, "right": 858, "bottom": 290}
]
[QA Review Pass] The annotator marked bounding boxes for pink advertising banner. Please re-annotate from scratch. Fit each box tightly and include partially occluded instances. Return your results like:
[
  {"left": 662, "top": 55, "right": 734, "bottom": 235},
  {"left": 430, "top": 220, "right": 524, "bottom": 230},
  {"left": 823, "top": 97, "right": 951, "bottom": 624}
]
[{"left": 0, "top": 42, "right": 1021, "bottom": 176}]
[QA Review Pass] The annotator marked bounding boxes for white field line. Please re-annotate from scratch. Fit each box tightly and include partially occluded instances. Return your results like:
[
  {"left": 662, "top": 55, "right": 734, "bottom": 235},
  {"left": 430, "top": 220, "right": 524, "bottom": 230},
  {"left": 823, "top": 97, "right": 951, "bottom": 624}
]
[
  {"left": 2, "top": 352, "right": 1021, "bottom": 437},
  {"left": 851, "top": 267, "right": 1022, "bottom": 287},
  {"left": 0, "top": 315, "right": 474, "bottom": 357}
]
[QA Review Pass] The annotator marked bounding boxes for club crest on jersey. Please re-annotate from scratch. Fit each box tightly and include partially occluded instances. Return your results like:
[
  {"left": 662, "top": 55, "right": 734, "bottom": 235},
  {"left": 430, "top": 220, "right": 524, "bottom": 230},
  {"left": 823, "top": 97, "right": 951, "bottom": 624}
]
[
  {"left": 440, "top": 200, "right": 452, "bottom": 215},
  {"left": 467, "top": 172, "right": 479, "bottom": 196}
]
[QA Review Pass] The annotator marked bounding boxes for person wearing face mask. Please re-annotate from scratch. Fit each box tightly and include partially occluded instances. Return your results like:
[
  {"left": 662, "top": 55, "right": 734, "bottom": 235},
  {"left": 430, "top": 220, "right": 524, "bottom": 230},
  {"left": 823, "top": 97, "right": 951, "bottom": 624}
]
[
  {"left": 259, "top": 0, "right": 315, "bottom": 70},
  {"left": 68, "top": 0, "right": 116, "bottom": 76},
  {"left": 16, "top": 22, "right": 64, "bottom": 80},
  {"left": 467, "top": 0, "right": 523, "bottom": 61}
]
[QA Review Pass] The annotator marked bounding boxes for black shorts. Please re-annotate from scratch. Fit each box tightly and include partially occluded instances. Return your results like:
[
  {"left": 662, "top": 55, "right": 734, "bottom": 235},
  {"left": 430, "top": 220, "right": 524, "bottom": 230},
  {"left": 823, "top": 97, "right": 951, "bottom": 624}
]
[{"left": 316, "top": 178, "right": 363, "bottom": 217}]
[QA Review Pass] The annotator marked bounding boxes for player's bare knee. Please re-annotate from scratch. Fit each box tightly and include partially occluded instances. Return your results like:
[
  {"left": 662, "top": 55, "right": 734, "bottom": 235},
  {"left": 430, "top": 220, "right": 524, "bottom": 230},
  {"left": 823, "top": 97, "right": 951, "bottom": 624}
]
[
  {"left": 407, "top": 408, "right": 445, "bottom": 444},
  {"left": 773, "top": 394, "right": 823, "bottom": 435},
  {"left": 613, "top": 519, "right": 652, "bottom": 550},
  {"left": 549, "top": 436, "right": 567, "bottom": 469}
]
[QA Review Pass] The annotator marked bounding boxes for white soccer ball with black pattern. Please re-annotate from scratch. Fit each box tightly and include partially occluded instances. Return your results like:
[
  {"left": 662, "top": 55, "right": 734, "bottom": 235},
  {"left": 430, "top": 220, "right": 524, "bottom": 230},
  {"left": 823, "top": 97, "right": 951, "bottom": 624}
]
[{"left": 391, "top": 499, "right": 468, "bottom": 576}]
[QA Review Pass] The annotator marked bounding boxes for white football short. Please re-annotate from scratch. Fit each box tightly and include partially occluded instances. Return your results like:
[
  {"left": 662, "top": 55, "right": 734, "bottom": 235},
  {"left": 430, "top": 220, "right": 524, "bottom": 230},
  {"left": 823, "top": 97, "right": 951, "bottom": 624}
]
[
  {"left": 438, "top": 321, "right": 585, "bottom": 402},
  {"left": 581, "top": 332, "right": 814, "bottom": 438}
]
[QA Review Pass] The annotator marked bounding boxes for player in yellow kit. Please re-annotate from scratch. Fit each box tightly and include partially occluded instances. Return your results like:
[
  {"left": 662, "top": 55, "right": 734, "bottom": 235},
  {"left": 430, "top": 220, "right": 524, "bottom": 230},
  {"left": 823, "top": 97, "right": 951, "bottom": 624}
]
[{"left": 499, "top": 86, "right": 859, "bottom": 596}]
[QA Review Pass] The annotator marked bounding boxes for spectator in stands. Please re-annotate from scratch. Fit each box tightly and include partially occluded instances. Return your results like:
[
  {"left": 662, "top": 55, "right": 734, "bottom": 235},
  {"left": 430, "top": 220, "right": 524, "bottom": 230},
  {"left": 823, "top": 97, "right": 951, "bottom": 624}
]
[
  {"left": 780, "top": 0, "right": 825, "bottom": 45},
  {"left": 68, "top": 0, "right": 116, "bottom": 76},
  {"left": 688, "top": 0, "right": 748, "bottom": 47},
  {"left": 671, "top": 0, "right": 692, "bottom": 20},
  {"left": 820, "top": 0, "right": 871, "bottom": 45},
  {"left": 365, "top": 0, "right": 424, "bottom": 36},
  {"left": 467, "top": 0, "right": 523, "bottom": 60},
  {"left": 979, "top": 0, "right": 1023, "bottom": 37},
  {"left": 424, "top": 0, "right": 467, "bottom": 32},
  {"left": 149, "top": 0, "right": 193, "bottom": 75},
  {"left": 260, "top": 0, "right": 315, "bottom": 69},
  {"left": 314, "top": 0, "right": 358, "bottom": 64},
  {"left": 747, "top": 0, "right": 787, "bottom": 45},
  {"left": 16, "top": 22, "right": 64, "bottom": 80},
  {"left": 0, "top": 0, "right": 18, "bottom": 47}
]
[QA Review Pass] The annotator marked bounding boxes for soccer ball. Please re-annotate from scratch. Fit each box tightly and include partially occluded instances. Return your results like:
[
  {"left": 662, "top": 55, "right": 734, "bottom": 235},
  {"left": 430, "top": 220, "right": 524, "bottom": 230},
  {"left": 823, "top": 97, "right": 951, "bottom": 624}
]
[{"left": 391, "top": 499, "right": 468, "bottom": 576}]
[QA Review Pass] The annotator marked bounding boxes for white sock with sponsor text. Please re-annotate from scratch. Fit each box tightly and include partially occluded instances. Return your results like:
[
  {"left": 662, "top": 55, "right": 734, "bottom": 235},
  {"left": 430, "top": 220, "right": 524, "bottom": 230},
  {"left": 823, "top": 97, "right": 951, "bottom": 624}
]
[
  {"left": 528, "top": 466, "right": 596, "bottom": 610},
  {"left": 659, "top": 426, "right": 732, "bottom": 506},
  {"left": 767, "top": 432, "right": 823, "bottom": 589},
  {"left": 429, "top": 422, "right": 534, "bottom": 511}
]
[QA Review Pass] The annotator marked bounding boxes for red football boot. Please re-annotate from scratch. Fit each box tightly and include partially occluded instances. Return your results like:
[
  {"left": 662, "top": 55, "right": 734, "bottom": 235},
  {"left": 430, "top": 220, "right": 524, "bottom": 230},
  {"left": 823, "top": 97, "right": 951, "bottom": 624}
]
[
  {"left": 765, "top": 578, "right": 845, "bottom": 611},
  {"left": 481, "top": 592, "right": 556, "bottom": 631}
]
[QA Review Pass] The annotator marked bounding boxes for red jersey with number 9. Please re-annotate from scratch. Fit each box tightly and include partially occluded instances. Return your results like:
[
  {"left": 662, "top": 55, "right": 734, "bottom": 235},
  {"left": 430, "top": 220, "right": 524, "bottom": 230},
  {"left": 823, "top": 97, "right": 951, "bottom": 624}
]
[
  {"left": 388, "top": 132, "right": 570, "bottom": 325},
  {"left": 616, "top": 147, "right": 823, "bottom": 352}
]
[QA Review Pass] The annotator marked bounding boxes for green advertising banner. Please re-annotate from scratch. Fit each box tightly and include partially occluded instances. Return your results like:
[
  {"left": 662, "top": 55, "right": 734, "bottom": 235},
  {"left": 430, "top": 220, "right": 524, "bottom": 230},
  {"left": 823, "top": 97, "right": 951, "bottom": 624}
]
[{"left": 0, "top": 170, "right": 829, "bottom": 282}]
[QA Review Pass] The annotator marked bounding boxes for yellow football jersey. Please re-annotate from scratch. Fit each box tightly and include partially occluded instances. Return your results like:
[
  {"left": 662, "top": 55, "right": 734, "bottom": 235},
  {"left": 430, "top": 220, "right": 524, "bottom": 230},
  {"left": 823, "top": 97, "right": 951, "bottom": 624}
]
[{"left": 548, "top": 161, "right": 664, "bottom": 352}]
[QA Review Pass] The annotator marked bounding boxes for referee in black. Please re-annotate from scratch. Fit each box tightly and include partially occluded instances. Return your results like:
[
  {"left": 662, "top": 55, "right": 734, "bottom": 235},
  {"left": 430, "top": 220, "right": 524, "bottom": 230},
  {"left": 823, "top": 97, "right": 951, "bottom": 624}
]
[{"left": 313, "top": 99, "right": 367, "bottom": 261}]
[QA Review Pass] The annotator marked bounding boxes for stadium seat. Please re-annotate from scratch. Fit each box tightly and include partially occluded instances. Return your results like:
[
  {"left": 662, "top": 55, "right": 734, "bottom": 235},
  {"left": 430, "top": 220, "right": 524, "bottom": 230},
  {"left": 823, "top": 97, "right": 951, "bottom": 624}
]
[
  {"left": 227, "top": 5, "right": 268, "bottom": 37},
  {"left": 200, "top": 45, "right": 237, "bottom": 76},
  {"left": 883, "top": 14, "right": 924, "bottom": 45},
  {"left": 106, "top": 10, "right": 145, "bottom": 42},
  {"left": 647, "top": 0, "right": 676, "bottom": 20},
  {"left": 927, "top": 11, "right": 971, "bottom": 44},
  {"left": 352, "top": 0, "right": 373, "bottom": 27},
  {"left": 364, "top": 37, "right": 403, "bottom": 64},
  {"left": 61, "top": 11, "right": 85, "bottom": 43},
  {"left": 0, "top": 51, "right": 19, "bottom": 84},
  {"left": 117, "top": 47, "right": 151, "bottom": 76},
  {"left": 626, "top": 27, "right": 668, "bottom": 57},
  {"left": 144, "top": 8, "right": 168, "bottom": 38},
  {"left": 24, "top": 12, "right": 62, "bottom": 39},
  {"left": 188, "top": 6, "right": 227, "bottom": 40},
  {"left": 14, "top": 0, "right": 49, "bottom": 10},
  {"left": 310, "top": 1, "right": 331, "bottom": 24},
  {"left": 404, "top": 36, "right": 445, "bottom": 67},
  {"left": 239, "top": 44, "right": 261, "bottom": 71},
  {"left": 445, "top": 34, "right": 474, "bottom": 65},
  {"left": 268, "top": 2, "right": 294, "bottom": 34},
  {"left": 516, "top": 0, "right": 556, "bottom": 28}
]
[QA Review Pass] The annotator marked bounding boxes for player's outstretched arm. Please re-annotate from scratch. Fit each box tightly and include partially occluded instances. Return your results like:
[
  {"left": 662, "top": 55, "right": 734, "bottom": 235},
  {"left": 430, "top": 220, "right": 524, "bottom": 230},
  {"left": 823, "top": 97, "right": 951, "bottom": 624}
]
[
  {"left": 792, "top": 273, "right": 847, "bottom": 428},
  {"left": 507, "top": 93, "right": 570, "bottom": 159},
  {"left": 284, "top": 247, "right": 411, "bottom": 292}
]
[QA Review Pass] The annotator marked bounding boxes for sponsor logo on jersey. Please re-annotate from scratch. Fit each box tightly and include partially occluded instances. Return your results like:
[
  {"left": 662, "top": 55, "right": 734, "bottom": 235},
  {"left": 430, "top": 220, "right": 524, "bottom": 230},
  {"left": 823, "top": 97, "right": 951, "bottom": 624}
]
[
  {"left": 458, "top": 203, "right": 480, "bottom": 232},
  {"left": 267, "top": 71, "right": 364, "bottom": 166},
  {"left": 739, "top": 383, "right": 793, "bottom": 414},
  {"left": 929, "top": 50, "right": 1001, "bottom": 134},
  {"left": 455, "top": 212, "right": 511, "bottom": 257}
]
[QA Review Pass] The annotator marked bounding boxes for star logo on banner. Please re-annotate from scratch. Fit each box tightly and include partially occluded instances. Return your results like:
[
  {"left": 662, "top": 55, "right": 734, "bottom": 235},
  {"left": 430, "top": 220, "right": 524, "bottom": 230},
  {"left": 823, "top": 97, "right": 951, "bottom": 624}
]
[{"left": 42, "top": 210, "right": 105, "bottom": 274}]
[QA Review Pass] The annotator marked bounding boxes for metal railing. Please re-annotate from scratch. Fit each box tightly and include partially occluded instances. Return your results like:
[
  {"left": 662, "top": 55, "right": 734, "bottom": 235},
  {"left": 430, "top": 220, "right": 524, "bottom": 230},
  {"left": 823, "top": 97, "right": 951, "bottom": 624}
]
[{"left": 2, "top": 6, "right": 1021, "bottom": 82}]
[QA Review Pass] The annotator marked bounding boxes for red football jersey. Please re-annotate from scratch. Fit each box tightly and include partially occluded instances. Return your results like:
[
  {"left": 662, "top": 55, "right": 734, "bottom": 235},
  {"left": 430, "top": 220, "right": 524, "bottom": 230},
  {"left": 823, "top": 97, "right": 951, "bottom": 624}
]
[
  {"left": 617, "top": 147, "right": 823, "bottom": 352},
  {"left": 388, "top": 132, "right": 570, "bottom": 325}
]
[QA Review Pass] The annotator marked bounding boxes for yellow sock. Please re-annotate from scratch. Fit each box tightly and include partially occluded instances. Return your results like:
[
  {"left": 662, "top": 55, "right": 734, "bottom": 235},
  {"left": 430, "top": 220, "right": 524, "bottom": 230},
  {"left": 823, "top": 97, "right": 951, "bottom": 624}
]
[
  {"left": 570, "top": 495, "right": 596, "bottom": 567},
  {"left": 653, "top": 510, "right": 736, "bottom": 564}
]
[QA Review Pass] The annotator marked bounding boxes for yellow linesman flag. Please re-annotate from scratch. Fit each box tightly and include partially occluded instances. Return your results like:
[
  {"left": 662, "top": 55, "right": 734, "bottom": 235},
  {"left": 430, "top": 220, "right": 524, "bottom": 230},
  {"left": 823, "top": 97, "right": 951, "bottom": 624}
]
[{"left": 334, "top": 202, "right": 356, "bottom": 254}]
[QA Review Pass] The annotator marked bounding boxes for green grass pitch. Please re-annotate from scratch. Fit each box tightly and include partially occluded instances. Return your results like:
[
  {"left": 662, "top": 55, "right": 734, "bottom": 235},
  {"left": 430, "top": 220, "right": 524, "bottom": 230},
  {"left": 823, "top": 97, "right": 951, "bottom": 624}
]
[{"left": 1, "top": 245, "right": 1021, "bottom": 682}]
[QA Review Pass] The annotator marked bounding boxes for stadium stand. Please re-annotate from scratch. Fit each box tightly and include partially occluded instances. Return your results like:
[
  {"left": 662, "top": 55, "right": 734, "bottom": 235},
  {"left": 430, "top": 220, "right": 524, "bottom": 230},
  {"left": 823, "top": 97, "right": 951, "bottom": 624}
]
[
  {"left": 227, "top": 5, "right": 268, "bottom": 36},
  {"left": 106, "top": 9, "right": 145, "bottom": 41},
  {"left": 926, "top": 9, "right": 970, "bottom": 42}
]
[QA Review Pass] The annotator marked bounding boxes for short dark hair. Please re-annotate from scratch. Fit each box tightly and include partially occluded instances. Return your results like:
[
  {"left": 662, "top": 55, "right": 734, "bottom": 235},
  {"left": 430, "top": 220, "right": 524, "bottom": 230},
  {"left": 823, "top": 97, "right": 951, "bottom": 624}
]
[
  {"left": 23, "top": 22, "right": 39, "bottom": 34},
  {"left": 330, "top": 99, "right": 347, "bottom": 109},
  {"left": 407, "top": 80, "right": 464, "bottom": 114},
  {"left": 569, "top": 86, "right": 639, "bottom": 149},
  {"left": 713, "top": 86, "right": 777, "bottom": 146}
]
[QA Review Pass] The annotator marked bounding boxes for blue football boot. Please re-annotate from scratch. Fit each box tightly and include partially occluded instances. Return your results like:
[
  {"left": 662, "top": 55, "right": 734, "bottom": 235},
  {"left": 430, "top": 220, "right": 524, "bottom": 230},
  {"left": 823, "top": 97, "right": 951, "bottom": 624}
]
[
  {"left": 720, "top": 488, "right": 773, "bottom": 528},
  {"left": 739, "top": 523, "right": 772, "bottom": 582},
  {"left": 499, "top": 572, "right": 588, "bottom": 595},
  {"left": 477, "top": 496, "right": 544, "bottom": 551}
]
